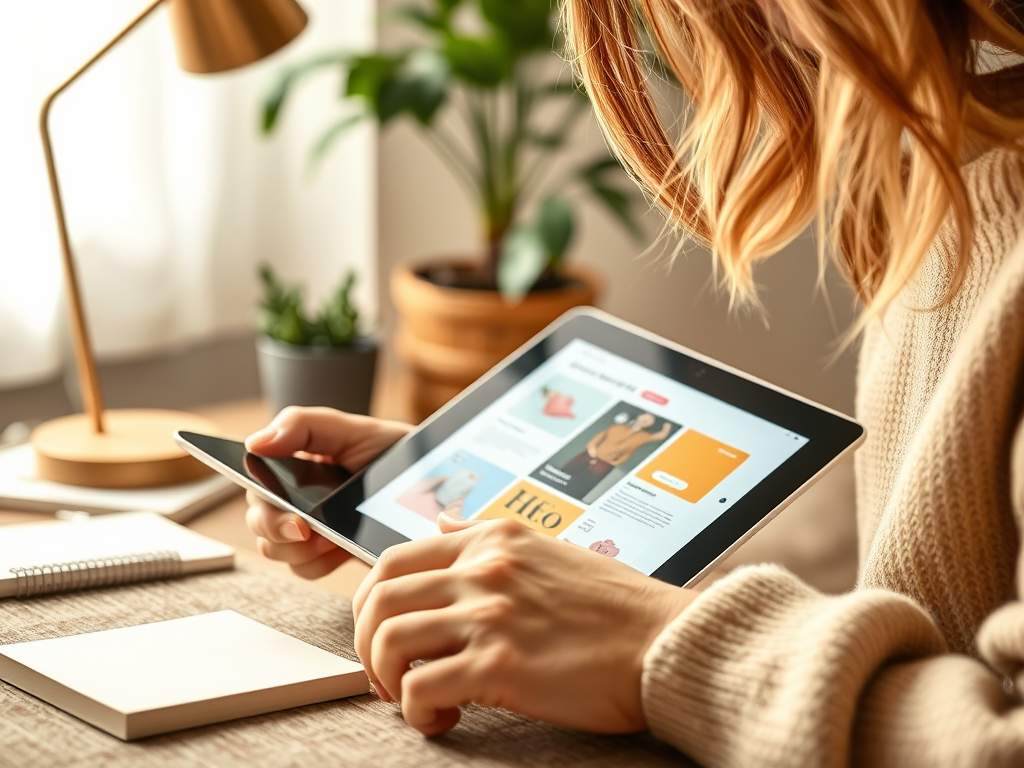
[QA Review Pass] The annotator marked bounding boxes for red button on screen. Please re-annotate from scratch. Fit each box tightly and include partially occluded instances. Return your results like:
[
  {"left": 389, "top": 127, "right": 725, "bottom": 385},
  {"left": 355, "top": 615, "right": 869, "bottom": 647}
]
[{"left": 641, "top": 390, "right": 669, "bottom": 406}]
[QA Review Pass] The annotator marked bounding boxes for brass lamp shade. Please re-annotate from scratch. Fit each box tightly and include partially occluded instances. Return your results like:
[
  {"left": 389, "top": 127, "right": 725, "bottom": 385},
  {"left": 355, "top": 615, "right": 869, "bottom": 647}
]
[{"left": 167, "top": 0, "right": 307, "bottom": 74}]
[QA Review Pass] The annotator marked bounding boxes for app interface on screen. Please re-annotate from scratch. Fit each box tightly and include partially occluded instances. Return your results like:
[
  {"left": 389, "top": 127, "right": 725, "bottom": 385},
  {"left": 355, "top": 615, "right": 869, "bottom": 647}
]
[{"left": 358, "top": 339, "right": 808, "bottom": 575}]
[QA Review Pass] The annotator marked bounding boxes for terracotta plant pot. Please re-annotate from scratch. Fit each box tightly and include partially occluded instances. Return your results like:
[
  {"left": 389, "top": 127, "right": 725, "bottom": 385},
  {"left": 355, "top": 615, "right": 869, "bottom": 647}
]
[{"left": 391, "top": 261, "right": 601, "bottom": 422}]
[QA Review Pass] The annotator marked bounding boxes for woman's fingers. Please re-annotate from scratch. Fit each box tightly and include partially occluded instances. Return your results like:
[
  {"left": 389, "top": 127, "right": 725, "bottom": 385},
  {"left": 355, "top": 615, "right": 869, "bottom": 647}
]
[
  {"left": 353, "top": 532, "right": 474, "bottom": 620},
  {"left": 354, "top": 520, "right": 532, "bottom": 620},
  {"left": 289, "top": 546, "right": 352, "bottom": 580},
  {"left": 240, "top": 406, "right": 412, "bottom": 580},
  {"left": 256, "top": 532, "right": 338, "bottom": 565},
  {"left": 400, "top": 654, "right": 482, "bottom": 735},
  {"left": 347, "top": 513, "right": 694, "bottom": 736},
  {"left": 437, "top": 512, "right": 480, "bottom": 532},
  {"left": 245, "top": 406, "right": 411, "bottom": 471},
  {"left": 245, "top": 492, "right": 312, "bottom": 543},
  {"left": 371, "top": 608, "right": 467, "bottom": 706},
  {"left": 245, "top": 490, "right": 350, "bottom": 577},
  {"left": 246, "top": 407, "right": 364, "bottom": 457},
  {"left": 354, "top": 569, "right": 458, "bottom": 699}
]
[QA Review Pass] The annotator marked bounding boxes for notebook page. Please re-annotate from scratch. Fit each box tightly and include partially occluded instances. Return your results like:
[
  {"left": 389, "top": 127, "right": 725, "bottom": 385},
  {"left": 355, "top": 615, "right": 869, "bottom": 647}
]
[{"left": 0, "top": 512, "right": 234, "bottom": 596}]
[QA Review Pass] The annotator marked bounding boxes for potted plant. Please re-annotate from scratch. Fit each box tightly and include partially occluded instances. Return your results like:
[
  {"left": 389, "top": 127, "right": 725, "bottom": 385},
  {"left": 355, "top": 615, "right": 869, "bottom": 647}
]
[
  {"left": 255, "top": 265, "right": 377, "bottom": 416},
  {"left": 262, "top": 0, "right": 642, "bottom": 419}
]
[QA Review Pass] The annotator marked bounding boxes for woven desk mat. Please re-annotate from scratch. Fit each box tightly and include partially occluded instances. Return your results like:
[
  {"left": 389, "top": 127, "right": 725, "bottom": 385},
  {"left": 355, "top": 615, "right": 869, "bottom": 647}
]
[{"left": 0, "top": 563, "right": 693, "bottom": 768}]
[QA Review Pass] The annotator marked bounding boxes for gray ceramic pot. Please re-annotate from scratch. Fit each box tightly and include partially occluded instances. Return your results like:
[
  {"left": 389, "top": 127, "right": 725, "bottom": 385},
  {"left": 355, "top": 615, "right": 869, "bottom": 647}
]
[{"left": 256, "top": 335, "right": 378, "bottom": 416}]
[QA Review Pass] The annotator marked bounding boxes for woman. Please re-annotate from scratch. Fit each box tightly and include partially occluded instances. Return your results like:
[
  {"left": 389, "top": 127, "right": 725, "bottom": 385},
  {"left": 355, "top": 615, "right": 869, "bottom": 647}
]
[{"left": 245, "top": 0, "right": 1024, "bottom": 763}]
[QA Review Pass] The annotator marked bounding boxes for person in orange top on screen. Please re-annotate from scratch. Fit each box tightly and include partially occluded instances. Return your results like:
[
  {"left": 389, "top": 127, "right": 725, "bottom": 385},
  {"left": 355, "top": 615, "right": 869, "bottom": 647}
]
[
  {"left": 562, "top": 413, "right": 672, "bottom": 497},
  {"left": 242, "top": 0, "right": 1024, "bottom": 763},
  {"left": 587, "top": 413, "right": 672, "bottom": 465}
]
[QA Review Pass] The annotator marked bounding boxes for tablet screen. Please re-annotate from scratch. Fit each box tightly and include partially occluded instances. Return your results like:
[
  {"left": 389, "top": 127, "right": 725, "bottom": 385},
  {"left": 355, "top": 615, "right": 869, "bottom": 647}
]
[{"left": 357, "top": 338, "right": 808, "bottom": 576}]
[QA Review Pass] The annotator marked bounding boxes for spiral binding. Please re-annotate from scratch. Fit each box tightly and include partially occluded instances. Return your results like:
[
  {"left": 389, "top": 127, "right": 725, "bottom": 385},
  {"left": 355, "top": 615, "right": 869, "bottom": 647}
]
[{"left": 9, "top": 550, "right": 183, "bottom": 599}]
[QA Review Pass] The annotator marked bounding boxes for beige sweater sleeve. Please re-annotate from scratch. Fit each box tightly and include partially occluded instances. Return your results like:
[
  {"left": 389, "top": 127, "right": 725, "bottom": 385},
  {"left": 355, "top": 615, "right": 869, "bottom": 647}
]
[
  {"left": 641, "top": 413, "right": 1024, "bottom": 767},
  {"left": 642, "top": 568, "right": 1024, "bottom": 767}
]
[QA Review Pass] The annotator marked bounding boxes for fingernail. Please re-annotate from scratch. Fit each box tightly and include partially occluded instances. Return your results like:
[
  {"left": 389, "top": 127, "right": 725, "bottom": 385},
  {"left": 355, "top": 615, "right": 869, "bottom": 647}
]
[
  {"left": 437, "top": 512, "right": 458, "bottom": 526},
  {"left": 370, "top": 679, "right": 392, "bottom": 702},
  {"left": 279, "top": 520, "right": 305, "bottom": 542}
]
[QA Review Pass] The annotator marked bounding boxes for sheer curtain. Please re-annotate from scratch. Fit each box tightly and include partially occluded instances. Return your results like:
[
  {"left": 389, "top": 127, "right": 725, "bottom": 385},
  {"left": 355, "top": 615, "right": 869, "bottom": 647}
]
[{"left": 0, "top": 0, "right": 376, "bottom": 389}]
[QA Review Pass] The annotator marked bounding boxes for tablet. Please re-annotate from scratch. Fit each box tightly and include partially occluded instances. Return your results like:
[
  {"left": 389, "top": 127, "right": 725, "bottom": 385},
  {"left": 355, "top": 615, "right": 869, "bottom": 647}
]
[{"left": 177, "top": 308, "right": 863, "bottom": 587}]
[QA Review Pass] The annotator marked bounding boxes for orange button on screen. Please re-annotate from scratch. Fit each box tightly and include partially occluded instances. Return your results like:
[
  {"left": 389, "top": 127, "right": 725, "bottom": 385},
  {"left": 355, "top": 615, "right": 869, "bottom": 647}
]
[{"left": 636, "top": 430, "right": 748, "bottom": 503}]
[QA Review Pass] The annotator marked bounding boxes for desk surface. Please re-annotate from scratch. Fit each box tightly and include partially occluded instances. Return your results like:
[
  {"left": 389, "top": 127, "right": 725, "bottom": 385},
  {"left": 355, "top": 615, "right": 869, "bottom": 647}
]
[
  {"left": 0, "top": 559, "right": 689, "bottom": 767},
  {"left": 0, "top": 398, "right": 693, "bottom": 765}
]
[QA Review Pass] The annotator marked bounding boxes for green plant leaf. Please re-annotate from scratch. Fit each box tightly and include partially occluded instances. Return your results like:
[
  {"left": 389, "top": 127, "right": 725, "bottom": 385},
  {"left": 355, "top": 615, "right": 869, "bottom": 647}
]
[
  {"left": 537, "top": 196, "right": 574, "bottom": 264},
  {"left": 345, "top": 54, "right": 403, "bottom": 104},
  {"left": 391, "top": 5, "right": 447, "bottom": 32},
  {"left": 578, "top": 156, "right": 623, "bottom": 182},
  {"left": 400, "top": 49, "right": 450, "bottom": 124},
  {"left": 308, "top": 114, "right": 365, "bottom": 171},
  {"left": 443, "top": 36, "right": 508, "bottom": 87},
  {"left": 346, "top": 54, "right": 408, "bottom": 124},
  {"left": 271, "top": 306, "right": 307, "bottom": 346},
  {"left": 257, "top": 265, "right": 361, "bottom": 347},
  {"left": 376, "top": 78, "right": 411, "bottom": 123},
  {"left": 589, "top": 183, "right": 644, "bottom": 240},
  {"left": 318, "top": 271, "right": 360, "bottom": 345},
  {"left": 479, "top": 0, "right": 551, "bottom": 51},
  {"left": 258, "top": 264, "right": 308, "bottom": 345},
  {"left": 262, "top": 51, "right": 351, "bottom": 134},
  {"left": 525, "top": 130, "right": 565, "bottom": 148},
  {"left": 498, "top": 225, "right": 549, "bottom": 302},
  {"left": 575, "top": 156, "right": 645, "bottom": 240},
  {"left": 362, "top": 49, "right": 450, "bottom": 125}
]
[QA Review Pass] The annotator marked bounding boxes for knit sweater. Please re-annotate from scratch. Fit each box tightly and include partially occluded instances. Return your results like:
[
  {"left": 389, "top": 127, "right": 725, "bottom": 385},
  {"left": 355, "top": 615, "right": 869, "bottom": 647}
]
[{"left": 641, "top": 146, "right": 1024, "bottom": 767}]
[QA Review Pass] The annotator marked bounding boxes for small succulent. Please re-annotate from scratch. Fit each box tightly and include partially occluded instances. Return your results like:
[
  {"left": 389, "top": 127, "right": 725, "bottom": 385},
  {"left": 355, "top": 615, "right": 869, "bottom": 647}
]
[{"left": 258, "top": 264, "right": 360, "bottom": 347}]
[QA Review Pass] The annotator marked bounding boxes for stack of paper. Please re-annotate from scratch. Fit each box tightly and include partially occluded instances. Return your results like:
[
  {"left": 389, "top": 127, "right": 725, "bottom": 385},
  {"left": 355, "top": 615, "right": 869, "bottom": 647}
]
[{"left": 0, "top": 443, "right": 237, "bottom": 521}]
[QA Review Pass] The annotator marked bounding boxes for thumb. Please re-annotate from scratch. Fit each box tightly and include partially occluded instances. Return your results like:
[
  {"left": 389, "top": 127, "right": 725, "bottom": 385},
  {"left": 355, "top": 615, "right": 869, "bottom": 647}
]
[
  {"left": 437, "top": 512, "right": 483, "bottom": 533},
  {"left": 245, "top": 409, "right": 318, "bottom": 457},
  {"left": 243, "top": 408, "right": 370, "bottom": 460},
  {"left": 245, "top": 424, "right": 287, "bottom": 455}
]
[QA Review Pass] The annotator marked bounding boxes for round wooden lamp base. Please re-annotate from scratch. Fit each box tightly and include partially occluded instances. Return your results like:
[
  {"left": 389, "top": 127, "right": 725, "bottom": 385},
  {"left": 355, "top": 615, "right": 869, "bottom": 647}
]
[{"left": 31, "top": 409, "right": 218, "bottom": 489}]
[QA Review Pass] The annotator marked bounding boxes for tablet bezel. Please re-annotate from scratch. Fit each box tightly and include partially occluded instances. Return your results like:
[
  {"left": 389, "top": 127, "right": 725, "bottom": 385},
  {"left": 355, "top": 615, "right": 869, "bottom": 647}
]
[{"left": 195, "top": 308, "right": 865, "bottom": 586}]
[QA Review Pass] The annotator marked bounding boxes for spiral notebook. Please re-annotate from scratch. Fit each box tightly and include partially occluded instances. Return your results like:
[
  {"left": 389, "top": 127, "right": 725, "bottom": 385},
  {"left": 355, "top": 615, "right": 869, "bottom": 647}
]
[{"left": 0, "top": 512, "right": 234, "bottom": 599}]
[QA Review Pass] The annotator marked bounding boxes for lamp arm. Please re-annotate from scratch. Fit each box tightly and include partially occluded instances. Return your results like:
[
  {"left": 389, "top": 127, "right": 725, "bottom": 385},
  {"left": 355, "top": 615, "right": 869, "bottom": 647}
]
[{"left": 39, "top": 0, "right": 166, "bottom": 434}]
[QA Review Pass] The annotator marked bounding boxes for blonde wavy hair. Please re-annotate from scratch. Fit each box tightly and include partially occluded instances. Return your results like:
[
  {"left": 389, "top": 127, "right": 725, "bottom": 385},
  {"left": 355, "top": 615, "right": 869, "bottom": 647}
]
[{"left": 564, "top": 0, "right": 1024, "bottom": 320}]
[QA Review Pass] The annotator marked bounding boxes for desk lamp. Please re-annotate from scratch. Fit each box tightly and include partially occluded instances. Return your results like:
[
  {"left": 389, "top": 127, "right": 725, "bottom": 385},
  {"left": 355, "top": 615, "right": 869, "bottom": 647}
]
[{"left": 31, "top": 0, "right": 307, "bottom": 489}]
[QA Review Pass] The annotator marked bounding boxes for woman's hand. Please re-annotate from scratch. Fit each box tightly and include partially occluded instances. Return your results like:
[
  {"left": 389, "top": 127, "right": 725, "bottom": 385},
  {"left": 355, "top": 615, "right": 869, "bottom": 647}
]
[
  {"left": 244, "top": 406, "right": 412, "bottom": 579},
  {"left": 352, "top": 516, "right": 696, "bottom": 736}
]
